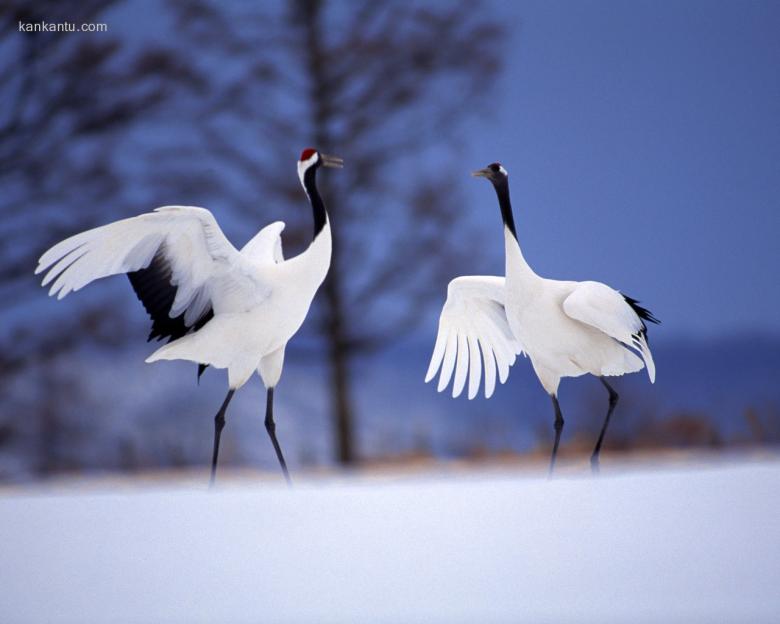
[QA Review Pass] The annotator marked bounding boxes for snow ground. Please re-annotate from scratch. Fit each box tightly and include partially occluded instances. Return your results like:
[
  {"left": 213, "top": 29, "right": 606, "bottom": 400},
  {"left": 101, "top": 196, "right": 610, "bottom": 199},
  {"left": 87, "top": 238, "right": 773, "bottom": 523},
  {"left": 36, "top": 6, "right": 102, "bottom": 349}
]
[{"left": 1, "top": 460, "right": 779, "bottom": 623}]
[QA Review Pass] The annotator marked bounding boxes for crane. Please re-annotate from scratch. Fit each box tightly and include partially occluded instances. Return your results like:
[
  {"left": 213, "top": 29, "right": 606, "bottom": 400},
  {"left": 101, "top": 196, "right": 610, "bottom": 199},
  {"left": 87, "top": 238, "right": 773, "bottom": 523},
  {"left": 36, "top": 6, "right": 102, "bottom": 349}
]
[
  {"left": 426, "top": 162, "right": 658, "bottom": 474},
  {"left": 36, "top": 148, "right": 342, "bottom": 485}
]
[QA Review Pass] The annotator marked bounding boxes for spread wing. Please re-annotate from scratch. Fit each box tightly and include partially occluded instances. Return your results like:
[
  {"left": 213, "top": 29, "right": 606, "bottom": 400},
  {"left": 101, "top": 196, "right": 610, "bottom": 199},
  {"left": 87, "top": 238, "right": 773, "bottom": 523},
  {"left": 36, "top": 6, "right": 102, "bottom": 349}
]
[
  {"left": 36, "top": 206, "right": 262, "bottom": 343},
  {"left": 562, "top": 280, "right": 658, "bottom": 382},
  {"left": 425, "top": 276, "right": 524, "bottom": 400}
]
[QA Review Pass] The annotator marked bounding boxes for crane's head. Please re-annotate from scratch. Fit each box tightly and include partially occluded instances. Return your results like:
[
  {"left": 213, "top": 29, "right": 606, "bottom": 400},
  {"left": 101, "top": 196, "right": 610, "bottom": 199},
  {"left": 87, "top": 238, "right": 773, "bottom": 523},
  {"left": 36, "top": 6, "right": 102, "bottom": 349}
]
[
  {"left": 472, "top": 162, "right": 508, "bottom": 185},
  {"left": 297, "top": 148, "right": 343, "bottom": 188}
]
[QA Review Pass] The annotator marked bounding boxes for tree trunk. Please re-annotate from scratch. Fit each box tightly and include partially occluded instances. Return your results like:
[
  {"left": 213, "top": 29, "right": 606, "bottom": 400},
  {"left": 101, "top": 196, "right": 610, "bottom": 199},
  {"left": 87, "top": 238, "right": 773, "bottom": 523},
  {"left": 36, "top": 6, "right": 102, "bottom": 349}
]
[
  {"left": 324, "top": 271, "right": 356, "bottom": 464},
  {"left": 300, "top": 0, "right": 357, "bottom": 464}
]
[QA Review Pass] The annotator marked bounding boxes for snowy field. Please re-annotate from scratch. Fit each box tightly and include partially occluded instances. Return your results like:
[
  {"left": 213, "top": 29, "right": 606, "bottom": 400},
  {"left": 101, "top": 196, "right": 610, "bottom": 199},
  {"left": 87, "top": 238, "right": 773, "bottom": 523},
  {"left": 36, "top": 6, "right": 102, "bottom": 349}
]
[{"left": 1, "top": 459, "right": 779, "bottom": 623}]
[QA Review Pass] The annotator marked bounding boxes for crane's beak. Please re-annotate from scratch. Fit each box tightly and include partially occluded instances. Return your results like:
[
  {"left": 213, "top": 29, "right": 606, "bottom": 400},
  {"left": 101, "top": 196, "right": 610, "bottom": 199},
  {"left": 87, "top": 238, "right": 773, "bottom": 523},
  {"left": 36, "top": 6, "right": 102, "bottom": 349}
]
[
  {"left": 321, "top": 154, "right": 344, "bottom": 169},
  {"left": 471, "top": 168, "right": 491, "bottom": 178}
]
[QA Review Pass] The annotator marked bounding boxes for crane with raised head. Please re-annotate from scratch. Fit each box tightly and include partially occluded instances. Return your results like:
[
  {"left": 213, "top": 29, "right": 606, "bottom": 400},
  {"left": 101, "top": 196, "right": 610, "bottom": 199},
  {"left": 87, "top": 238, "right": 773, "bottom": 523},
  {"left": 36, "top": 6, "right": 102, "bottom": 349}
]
[
  {"left": 36, "top": 148, "right": 342, "bottom": 485},
  {"left": 426, "top": 162, "right": 658, "bottom": 475}
]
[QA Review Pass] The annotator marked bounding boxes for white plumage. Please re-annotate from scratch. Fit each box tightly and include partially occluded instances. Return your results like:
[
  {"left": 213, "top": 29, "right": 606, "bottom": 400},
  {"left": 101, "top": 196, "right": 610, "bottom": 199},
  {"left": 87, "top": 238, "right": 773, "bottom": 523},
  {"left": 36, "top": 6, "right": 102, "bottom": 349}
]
[
  {"left": 425, "top": 276, "right": 524, "bottom": 400},
  {"left": 36, "top": 205, "right": 327, "bottom": 390},
  {"left": 562, "top": 280, "right": 655, "bottom": 382},
  {"left": 426, "top": 162, "right": 658, "bottom": 473},
  {"left": 36, "top": 148, "right": 342, "bottom": 483}
]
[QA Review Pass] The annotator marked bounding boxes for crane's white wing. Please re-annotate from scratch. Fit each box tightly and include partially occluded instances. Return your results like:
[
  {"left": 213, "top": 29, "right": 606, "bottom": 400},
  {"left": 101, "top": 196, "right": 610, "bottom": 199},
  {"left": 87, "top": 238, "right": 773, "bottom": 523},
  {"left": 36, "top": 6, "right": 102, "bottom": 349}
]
[
  {"left": 562, "top": 280, "right": 656, "bottom": 382},
  {"left": 425, "top": 276, "right": 524, "bottom": 400},
  {"left": 240, "top": 221, "right": 285, "bottom": 265},
  {"left": 36, "top": 206, "right": 263, "bottom": 341}
]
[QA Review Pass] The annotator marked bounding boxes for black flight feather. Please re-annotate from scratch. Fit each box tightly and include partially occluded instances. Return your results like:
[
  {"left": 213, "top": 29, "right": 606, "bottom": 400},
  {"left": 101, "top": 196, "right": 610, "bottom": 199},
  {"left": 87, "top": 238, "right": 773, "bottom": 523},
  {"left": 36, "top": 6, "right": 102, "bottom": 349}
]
[
  {"left": 623, "top": 295, "right": 660, "bottom": 340},
  {"left": 127, "top": 249, "right": 213, "bottom": 379}
]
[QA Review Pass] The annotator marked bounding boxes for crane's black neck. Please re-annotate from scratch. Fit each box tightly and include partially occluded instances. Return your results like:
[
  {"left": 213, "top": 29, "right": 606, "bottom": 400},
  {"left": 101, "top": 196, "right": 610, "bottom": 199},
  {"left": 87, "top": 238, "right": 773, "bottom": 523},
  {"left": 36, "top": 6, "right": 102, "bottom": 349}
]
[
  {"left": 493, "top": 179, "right": 517, "bottom": 240},
  {"left": 302, "top": 164, "right": 328, "bottom": 239}
]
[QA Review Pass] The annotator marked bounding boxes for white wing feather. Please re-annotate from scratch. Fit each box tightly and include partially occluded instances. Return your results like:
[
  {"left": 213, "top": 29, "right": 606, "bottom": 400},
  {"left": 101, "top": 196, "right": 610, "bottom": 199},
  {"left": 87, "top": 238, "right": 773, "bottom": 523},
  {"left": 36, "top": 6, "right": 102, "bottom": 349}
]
[
  {"left": 240, "top": 221, "right": 285, "bottom": 265},
  {"left": 35, "top": 206, "right": 260, "bottom": 319},
  {"left": 425, "top": 276, "right": 524, "bottom": 399},
  {"left": 562, "top": 281, "right": 656, "bottom": 382}
]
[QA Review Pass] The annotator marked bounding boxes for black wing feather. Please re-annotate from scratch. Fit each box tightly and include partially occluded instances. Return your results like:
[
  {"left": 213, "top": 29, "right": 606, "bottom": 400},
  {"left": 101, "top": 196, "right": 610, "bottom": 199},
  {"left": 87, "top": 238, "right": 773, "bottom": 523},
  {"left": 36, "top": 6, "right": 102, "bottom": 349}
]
[
  {"left": 623, "top": 294, "right": 660, "bottom": 340},
  {"left": 127, "top": 249, "right": 214, "bottom": 343}
]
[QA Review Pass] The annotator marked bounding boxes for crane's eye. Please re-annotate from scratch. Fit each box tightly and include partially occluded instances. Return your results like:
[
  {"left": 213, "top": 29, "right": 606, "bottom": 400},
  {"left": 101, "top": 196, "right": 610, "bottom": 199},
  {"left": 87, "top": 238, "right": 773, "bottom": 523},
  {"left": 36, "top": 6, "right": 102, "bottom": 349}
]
[{"left": 489, "top": 163, "right": 500, "bottom": 173}]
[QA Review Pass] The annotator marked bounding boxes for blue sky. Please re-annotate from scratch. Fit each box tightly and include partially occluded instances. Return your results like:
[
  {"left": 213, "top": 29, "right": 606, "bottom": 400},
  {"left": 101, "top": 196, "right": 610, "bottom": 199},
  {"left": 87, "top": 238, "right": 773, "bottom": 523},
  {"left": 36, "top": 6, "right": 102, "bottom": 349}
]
[{"left": 461, "top": 0, "right": 780, "bottom": 338}]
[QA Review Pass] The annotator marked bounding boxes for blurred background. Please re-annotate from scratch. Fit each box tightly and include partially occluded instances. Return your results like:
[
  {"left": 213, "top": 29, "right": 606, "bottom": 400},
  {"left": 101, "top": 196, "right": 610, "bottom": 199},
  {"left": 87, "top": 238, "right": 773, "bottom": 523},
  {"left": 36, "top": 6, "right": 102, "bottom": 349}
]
[{"left": 1, "top": 0, "right": 778, "bottom": 483}]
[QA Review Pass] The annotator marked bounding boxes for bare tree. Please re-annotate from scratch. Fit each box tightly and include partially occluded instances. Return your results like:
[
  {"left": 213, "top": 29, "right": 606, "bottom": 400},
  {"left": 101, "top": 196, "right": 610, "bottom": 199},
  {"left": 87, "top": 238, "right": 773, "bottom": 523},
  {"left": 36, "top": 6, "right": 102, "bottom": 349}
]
[
  {"left": 0, "top": 0, "right": 202, "bottom": 477},
  {"left": 0, "top": 0, "right": 203, "bottom": 288},
  {"left": 164, "top": 0, "right": 505, "bottom": 463},
  {"left": 0, "top": 0, "right": 504, "bottom": 477}
]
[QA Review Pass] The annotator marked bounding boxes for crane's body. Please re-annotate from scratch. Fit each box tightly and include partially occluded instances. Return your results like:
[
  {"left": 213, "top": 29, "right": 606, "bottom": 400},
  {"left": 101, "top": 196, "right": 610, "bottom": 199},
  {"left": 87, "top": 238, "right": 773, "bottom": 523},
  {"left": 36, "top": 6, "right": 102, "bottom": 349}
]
[
  {"left": 503, "top": 228, "right": 650, "bottom": 395},
  {"left": 145, "top": 217, "right": 331, "bottom": 389},
  {"left": 36, "top": 148, "right": 342, "bottom": 484},
  {"left": 427, "top": 163, "right": 658, "bottom": 473}
]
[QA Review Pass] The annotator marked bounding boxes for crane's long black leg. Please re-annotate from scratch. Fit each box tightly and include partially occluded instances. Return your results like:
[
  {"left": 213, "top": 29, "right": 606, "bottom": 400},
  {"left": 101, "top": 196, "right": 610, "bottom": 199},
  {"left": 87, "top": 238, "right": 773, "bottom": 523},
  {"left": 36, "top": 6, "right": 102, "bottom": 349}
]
[
  {"left": 548, "top": 395, "right": 565, "bottom": 478},
  {"left": 210, "top": 389, "right": 235, "bottom": 488},
  {"left": 264, "top": 388, "right": 291, "bottom": 486},
  {"left": 591, "top": 378, "right": 619, "bottom": 474}
]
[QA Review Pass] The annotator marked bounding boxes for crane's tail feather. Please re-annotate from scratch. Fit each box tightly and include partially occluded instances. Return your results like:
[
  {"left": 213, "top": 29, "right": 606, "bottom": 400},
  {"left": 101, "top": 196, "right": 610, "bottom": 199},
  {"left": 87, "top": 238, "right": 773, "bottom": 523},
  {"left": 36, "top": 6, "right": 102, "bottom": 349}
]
[
  {"left": 632, "top": 332, "right": 656, "bottom": 383},
  {"left": 145, "top": 326, "right": 259, "bottom": 390}
]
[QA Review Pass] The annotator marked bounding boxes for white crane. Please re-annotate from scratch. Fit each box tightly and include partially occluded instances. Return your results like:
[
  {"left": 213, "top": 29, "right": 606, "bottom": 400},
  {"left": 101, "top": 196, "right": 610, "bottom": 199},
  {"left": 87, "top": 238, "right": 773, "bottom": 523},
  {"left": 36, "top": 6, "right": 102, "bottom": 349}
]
[
  {"left": 35, "top": 148, "right": 342, "bottom": 485},
  {"left": 426, "top": 162, "right": 658, "bottom": 474}
]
